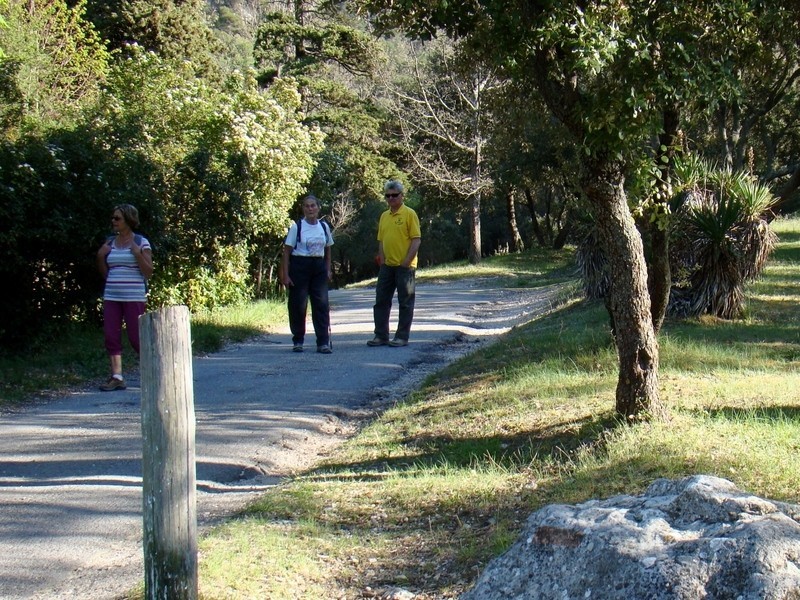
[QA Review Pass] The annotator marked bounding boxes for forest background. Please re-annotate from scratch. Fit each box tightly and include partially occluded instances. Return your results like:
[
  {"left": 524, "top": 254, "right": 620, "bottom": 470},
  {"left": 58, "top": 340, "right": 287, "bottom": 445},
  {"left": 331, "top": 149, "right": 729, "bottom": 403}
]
[{"left": 1, "top": 1, "right": 799, "bottom": 403}]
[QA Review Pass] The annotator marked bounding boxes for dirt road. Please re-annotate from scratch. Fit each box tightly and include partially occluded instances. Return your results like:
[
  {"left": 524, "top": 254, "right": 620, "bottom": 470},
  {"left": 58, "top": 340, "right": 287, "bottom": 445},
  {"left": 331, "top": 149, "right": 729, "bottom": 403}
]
[{"left": 0, "top": 279, "right": 568, "bottom": 599}]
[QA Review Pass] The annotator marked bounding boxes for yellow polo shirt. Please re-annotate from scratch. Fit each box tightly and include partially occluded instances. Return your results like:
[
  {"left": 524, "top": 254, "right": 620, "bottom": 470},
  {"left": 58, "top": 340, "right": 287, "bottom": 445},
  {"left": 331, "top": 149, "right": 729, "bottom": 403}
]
[{"left": 378, "top": 204, "right": 421, "bottom": 268}]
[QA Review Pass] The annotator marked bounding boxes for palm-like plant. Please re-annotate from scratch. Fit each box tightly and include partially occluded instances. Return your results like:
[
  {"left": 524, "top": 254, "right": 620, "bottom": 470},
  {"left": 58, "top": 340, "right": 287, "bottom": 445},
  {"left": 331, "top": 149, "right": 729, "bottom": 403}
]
[
  {"left": 576, "top": 155, "right": 777, "bottom": 321},
  {"left": 730, "top": 177, "right": 778, "bottom": 281},
  {"left": 669, "top": 161, "right": 777, "bottom": 319}
]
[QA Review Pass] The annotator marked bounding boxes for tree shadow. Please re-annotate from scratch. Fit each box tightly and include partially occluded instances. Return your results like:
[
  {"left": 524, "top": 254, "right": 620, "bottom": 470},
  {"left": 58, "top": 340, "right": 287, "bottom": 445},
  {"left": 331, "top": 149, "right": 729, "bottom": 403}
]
[{"left": 275, "top": 410, "right": 620, "bottom": 485}]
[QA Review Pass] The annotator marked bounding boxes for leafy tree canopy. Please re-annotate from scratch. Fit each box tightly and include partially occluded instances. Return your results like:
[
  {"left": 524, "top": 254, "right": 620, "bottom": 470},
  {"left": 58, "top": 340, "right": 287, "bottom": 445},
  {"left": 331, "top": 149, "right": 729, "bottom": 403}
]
[
  {"left": 0, "top": 0, "right": 110, "bottom": 135},
  {"left": 90, "top": 48, "right": 324, "bottom": 303},
  {"left": 82, "top": 0, "right": 224, "bottom": 78}
]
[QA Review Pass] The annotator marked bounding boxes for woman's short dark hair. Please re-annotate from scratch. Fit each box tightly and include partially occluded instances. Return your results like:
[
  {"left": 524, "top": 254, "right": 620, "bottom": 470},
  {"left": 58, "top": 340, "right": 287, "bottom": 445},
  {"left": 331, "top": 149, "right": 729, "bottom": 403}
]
[{"left": 114, "top": 204, "right": 140, "bottom": 229}]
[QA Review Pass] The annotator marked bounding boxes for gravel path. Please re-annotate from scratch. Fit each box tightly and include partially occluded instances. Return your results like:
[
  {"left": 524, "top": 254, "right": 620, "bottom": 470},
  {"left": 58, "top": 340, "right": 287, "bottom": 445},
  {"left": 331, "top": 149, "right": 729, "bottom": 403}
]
[{"left": 0, "top": 279, "right": 569, "bottom": 599}]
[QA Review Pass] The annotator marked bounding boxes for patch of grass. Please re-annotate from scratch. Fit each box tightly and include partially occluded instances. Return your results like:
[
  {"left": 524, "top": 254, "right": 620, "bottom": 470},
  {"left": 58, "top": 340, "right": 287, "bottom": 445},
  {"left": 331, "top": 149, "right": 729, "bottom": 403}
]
[
  {"left": 348, "top": 245, "right": 578, "bottom": 290},
  {"left": 0, "top": 322, "right": 110, "bottom": 405},
  {"left": 191, "top": 299, "right": 286, "bottom": 353},
  {"left": 197, "top": 217, "right": 800, "bottom": 598},
  {"left": 198, "top": 517, "right": 359, "bottom": 600},
  {"left": 419, "top": 245, "right": 578, "bottom": 287},
  {"left": 0, "top": 298, "right": 286, "bottom": 406}
]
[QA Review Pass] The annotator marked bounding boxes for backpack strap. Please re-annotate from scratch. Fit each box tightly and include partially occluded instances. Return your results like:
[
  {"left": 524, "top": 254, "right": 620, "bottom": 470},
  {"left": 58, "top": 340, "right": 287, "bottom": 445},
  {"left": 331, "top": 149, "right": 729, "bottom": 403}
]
[
  {"left": 107, "top": 233, "right": 144, "bottom": 246},
  {"left": 294, "top": 219, "right": 302, "bottom": 248},
  {"left": 294, "top": 219, "right": 330, "bottom": 248}
]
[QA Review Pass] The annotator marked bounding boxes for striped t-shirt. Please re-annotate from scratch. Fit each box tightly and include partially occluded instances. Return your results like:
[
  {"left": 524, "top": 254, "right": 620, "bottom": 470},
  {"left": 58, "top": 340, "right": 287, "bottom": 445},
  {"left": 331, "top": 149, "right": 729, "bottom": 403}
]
[{"left": 103, "top": 236, "right": 151, "bottom": 302}]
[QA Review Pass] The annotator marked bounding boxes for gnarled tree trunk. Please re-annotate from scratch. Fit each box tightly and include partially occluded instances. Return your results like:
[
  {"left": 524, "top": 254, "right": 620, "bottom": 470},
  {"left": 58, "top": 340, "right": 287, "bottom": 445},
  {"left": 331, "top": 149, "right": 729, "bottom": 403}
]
[{"left": 583, "top": 159, "right": 666, "bottom": 421}]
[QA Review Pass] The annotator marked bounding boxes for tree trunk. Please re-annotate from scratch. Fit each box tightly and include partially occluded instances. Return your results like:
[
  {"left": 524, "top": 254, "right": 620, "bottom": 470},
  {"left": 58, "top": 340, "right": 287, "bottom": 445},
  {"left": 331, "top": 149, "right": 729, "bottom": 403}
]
[
  {"left": 543, "top": 189, "right": 554, "bottom": 242},
  {"left": 648, "top": 224, "right": 670, "bottom": 334},
  {"left": 648, "top": 106, "right": 679, "bottom": 334},
  {"left": 552, "top": 207, "right": 573, "bottom": 250},
  {"left": 468, "top": 192, "right": 482, "bottom": 263},
  {"left": 774, "top": 165, "right": 800, "bottom": 215},
  {"left": 506, "top": 190, "right": 524, "bottom": 252},
  {"left": 523, "top": 187, "right": 547, "bottom": 247},
  {"left": 717, "top": 101, "right": 735, "bottom": 170},
  {"left": 530, "top": 41, "right": 664, "bottom": 420},
  {"left": 583, "top": 159, "right": 666, "bottom": 421},
  {"left": 468, "top": 143, "right": 483, "bottom": 264},
  {"left": 294, "top": 0, "right": 306, "bottom": 58}
]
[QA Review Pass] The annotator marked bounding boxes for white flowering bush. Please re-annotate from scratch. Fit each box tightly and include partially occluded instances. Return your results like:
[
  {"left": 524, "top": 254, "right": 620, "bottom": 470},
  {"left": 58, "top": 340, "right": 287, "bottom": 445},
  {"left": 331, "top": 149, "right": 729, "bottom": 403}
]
[
  {"left": 0, "top": 46, "right": 325, "bottom": 346},
  {"left": 91, "top": 49, "right": 324, "bottom": 309}
]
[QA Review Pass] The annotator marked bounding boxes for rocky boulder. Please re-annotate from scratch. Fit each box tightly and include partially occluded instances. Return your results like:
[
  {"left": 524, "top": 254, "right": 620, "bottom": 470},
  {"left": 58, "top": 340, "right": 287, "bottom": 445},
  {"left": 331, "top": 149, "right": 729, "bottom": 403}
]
[{"left": 461, "top": 475, "right": 800, "bottom": 600}]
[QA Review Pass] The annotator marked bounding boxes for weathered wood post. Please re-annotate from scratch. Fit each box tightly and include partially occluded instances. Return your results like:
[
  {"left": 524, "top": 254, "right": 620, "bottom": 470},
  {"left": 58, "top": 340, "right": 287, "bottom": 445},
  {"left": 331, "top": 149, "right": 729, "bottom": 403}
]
[{"left": 140, "top": 305, "right": 197, "bottom": 599}]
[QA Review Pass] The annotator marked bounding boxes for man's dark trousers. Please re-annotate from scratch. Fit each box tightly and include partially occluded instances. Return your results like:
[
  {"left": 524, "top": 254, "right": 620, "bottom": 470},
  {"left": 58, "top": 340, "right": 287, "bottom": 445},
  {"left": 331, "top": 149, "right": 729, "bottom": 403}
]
[{"left": 373, "top": 264, "right": 416, "bottom": 342}]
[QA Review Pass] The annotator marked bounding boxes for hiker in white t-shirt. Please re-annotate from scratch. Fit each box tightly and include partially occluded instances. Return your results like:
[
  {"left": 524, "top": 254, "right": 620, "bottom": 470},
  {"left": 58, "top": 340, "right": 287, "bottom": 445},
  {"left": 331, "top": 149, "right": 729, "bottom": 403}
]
[{"left": 280, "top": 195, "right": 334, "bottom": 354}]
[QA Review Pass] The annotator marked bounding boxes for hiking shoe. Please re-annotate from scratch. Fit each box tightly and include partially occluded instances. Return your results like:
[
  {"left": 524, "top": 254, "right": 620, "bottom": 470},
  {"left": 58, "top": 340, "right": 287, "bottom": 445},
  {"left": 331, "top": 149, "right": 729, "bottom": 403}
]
[
  {"left": 99, "top": 376, "right": 126, "bottom": 392},
  {"left": 367, "top": 337, "right": 388, "bottom": 346},
  {"left": 317, "top": 344, "right": 332, "bottom": 354},
  {"left": 388, "top": 338, "right": 408, "bottom": 347},
  {"left": 292, "top": 343, "right": 304, "bottom": 353}
]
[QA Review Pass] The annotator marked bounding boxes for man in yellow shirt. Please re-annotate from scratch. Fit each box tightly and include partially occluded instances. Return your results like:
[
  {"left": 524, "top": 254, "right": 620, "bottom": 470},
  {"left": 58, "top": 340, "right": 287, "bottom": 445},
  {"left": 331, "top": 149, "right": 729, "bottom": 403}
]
[{"left": 367, "top": 180, "right": 422, "bottom": 347}]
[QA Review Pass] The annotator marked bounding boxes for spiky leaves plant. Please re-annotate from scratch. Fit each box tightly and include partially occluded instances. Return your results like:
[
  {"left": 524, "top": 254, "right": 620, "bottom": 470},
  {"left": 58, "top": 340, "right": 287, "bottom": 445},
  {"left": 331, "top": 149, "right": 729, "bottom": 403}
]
[
  {"left": 730, "top": 177, "right": 778, "bottom": 282},
  {"left": 671, "top": 165, "right": 777, "bottom": 319},
  {"left": 683, "top": 189, "right": 747, "bottom": 318},
  {"left": 671, "top": 153, "right": 709, "bottom": 191},
  {"left": 578, "top": 154, "right": 777, "bottom": 320}
]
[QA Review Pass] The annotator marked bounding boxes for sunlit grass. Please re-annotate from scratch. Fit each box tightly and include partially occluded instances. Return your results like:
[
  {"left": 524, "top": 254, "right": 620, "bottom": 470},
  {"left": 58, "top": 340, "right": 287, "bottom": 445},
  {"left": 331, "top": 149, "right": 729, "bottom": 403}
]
[
  {"left": 348, "top": 244, "right": 578, "bottom": 290},
  {"left": 418, "top": 245, "right": 577, "bottom": 285},
  {"left": 191, "top": 298, "right": 286, "bottom": 353},
  {"left": 198, "top": 518, "right": 358, "bottom": 600},
  {"left": 196, "top": 217, "right": 800, "bottom": 599}
]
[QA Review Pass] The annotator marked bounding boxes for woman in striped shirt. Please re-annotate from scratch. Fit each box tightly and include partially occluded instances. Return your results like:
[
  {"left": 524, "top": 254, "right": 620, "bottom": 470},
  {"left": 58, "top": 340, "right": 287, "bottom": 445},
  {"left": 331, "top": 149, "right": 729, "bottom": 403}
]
[{"left": 96, "top": 204, "right": 153, "bottom": 391}]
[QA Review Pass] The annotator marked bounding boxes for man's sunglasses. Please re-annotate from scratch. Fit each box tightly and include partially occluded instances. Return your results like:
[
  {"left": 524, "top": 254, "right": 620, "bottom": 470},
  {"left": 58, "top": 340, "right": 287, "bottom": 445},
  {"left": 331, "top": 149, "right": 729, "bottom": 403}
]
[{"left": 385, "top": 193, "right": 401, "bottom": 199}]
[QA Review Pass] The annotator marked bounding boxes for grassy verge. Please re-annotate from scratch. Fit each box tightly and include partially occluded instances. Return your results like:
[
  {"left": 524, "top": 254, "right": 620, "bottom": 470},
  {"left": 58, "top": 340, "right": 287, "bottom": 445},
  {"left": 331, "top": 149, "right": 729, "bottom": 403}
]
[
  {"left": 353, "top": 244, "right": 578, "bottom": 289},
  {"left": 195, "top": 217, "right": 800, "bottom": 600},
  {"left": 0, "top": 299, "right": 286, "bottom": 406}
]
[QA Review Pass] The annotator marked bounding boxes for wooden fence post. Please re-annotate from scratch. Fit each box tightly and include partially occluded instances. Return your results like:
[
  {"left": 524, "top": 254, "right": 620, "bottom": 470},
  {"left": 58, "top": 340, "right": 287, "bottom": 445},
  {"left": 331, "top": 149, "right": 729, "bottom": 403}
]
[{"left": 140, "top": 306, "right": 197, "bottom": 600}]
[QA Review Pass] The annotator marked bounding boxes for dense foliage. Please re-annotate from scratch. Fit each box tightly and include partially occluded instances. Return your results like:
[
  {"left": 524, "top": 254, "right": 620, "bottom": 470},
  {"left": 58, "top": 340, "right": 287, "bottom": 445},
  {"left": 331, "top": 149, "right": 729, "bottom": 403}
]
[
  {"left": 0, "top": 0, "right": 322, "bottom": 347},
  {"left": 0, "top": 0, "right": 799, "bottom": 364}
]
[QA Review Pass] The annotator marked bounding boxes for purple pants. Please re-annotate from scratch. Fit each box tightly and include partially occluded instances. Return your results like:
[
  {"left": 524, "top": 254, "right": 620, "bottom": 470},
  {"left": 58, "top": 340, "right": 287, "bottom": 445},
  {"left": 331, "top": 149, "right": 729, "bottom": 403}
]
[{"left": 103, "top": 300, "right": 146, "bottom": 356}]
